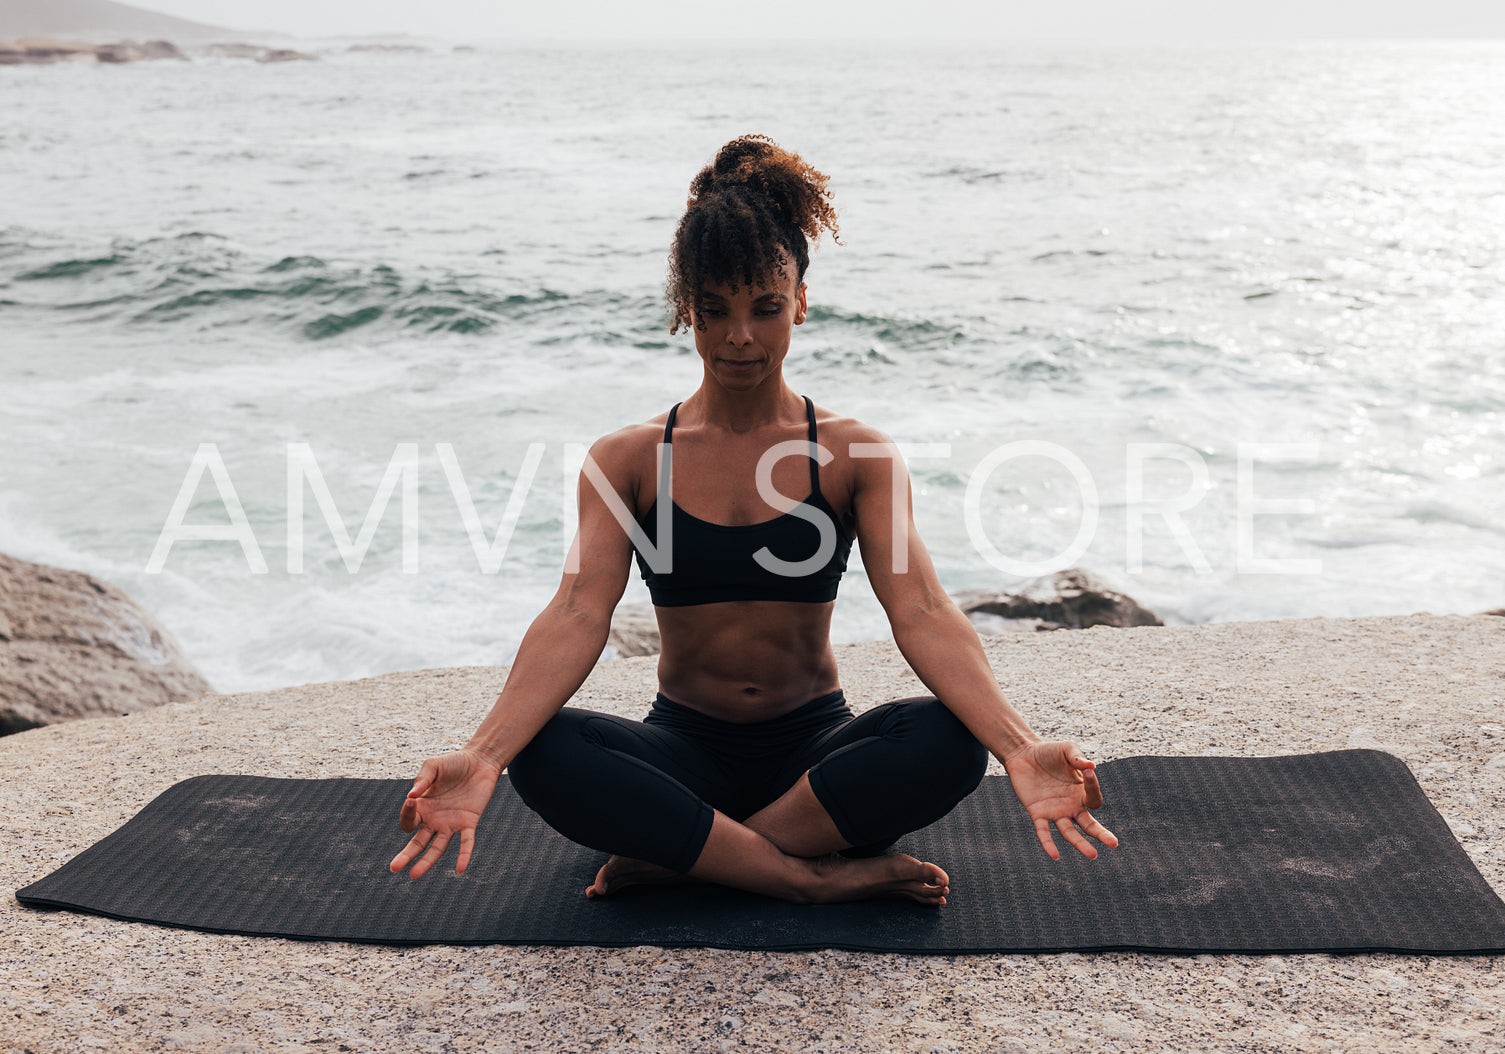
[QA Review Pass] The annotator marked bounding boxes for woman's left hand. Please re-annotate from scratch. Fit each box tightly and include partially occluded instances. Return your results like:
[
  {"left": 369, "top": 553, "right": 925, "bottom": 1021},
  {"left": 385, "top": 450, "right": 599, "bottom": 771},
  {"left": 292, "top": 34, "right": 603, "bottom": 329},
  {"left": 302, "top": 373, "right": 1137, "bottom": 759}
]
[{"left": 1001, "top": 741, "right": 1119, "bottom": 860}]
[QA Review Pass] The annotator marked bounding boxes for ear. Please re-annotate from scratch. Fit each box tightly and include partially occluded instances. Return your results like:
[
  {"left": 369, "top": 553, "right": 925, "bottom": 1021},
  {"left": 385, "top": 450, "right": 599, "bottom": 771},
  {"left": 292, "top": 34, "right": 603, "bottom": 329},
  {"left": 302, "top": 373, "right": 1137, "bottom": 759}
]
[{"left": 794, "top": 282, "right": 808, "bottom": 325}]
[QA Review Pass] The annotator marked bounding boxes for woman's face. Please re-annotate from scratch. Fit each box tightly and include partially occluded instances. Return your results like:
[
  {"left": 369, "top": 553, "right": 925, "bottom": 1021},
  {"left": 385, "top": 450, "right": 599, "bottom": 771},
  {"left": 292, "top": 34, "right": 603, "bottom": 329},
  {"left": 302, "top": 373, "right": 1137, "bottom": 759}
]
[{"left": 688, "top": 248, "right": 808, "bottom": 391}]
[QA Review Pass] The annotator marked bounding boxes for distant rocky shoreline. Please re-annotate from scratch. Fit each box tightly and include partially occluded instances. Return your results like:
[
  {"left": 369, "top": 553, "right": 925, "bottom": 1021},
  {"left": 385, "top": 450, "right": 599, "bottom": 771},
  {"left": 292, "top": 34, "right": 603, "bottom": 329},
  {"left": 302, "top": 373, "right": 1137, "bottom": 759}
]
[
  {"left": 0, "top": 36, "right": 317, "bottom": 63},
  {"left": 0, "top": 37, "right": 474, "bottom": 65},
  {"left": 0, "top": 36, "right": 317, "bottom": 64}
]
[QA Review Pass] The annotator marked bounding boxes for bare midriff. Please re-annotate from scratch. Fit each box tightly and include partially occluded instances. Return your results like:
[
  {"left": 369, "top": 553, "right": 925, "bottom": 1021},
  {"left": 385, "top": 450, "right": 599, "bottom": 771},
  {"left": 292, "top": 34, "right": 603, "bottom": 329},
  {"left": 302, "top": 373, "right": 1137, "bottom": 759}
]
[{"left": 653, "top": 599, "right": 842, "bottom": 723}]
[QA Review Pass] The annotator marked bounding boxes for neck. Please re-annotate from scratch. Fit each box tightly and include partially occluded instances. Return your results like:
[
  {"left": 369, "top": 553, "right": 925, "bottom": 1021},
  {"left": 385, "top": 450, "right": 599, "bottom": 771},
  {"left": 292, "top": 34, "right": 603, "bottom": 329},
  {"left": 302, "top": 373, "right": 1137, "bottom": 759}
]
[{"left": 685, "top": 374, "right": 802, "bottom": 435}]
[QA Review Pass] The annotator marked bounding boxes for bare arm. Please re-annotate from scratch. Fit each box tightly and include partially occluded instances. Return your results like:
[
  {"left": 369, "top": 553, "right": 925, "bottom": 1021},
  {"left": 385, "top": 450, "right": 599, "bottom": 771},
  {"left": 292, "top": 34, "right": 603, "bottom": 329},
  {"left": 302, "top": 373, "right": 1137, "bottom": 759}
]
[
  {"left": 462, "top": 589, "right": 617, "bottom": 772},
  {"left": 850, "top": 430, "right": 1040, "bottom": 762},
  {"left": 463, "top": 431, "right": 639, "bottom": 768},
  {"left": 850, "top": 428, "right": 1117, "bottom": 860},
  {"left": 390, "top": 430, "right": 640, "bottom": 876}
]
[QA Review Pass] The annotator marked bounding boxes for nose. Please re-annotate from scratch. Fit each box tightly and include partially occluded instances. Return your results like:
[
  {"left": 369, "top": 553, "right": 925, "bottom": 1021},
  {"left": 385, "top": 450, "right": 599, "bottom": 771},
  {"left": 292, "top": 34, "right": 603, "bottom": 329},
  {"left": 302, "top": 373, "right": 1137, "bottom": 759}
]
[{"left": 725, "top": 316, "right": 754, "bottom": 347}]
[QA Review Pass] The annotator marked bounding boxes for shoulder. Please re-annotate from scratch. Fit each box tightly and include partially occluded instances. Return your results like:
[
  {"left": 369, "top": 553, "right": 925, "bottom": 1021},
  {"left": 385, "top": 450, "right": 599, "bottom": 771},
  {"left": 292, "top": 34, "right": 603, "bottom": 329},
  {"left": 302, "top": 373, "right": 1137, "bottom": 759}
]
[
  {"left": 586, "top": 415, "right": 665, "bottom": 463},
  {"left": 809, "top": 403, "right": 900, "bottom": 475},
  {"left": 809, "top": 403, "right": 893, "bottom": 452},
  {"left": 808, "top": 405, "right": 908, "bottom": 514},
  {"left": 579, "top": 411, "right": 674, "bottom": 501}
]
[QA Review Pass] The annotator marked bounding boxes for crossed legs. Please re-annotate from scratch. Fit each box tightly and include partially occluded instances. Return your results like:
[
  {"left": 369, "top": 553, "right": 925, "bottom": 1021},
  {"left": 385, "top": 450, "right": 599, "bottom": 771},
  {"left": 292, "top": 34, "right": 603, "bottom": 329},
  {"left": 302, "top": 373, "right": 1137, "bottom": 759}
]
[
  {"left": 507, "top": 695, "right": 989, "bottom": 906},
  {"left": 586, "top": 770, "right": 953, "bottom": 905}
]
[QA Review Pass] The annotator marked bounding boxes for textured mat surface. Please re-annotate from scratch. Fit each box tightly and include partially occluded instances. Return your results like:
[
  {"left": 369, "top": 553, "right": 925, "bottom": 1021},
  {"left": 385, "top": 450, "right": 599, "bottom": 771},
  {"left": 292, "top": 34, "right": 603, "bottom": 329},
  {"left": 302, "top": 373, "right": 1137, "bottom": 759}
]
[{"left": 15, "top": 749, "right": 1505, "bottom": 953}]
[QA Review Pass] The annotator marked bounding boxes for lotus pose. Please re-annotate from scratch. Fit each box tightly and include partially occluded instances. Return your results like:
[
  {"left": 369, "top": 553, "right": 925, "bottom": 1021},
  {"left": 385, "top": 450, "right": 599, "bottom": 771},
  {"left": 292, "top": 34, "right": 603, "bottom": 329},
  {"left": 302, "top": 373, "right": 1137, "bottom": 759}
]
[{"left": 391, "top": 135, "right": 1117, "bottom": 905}]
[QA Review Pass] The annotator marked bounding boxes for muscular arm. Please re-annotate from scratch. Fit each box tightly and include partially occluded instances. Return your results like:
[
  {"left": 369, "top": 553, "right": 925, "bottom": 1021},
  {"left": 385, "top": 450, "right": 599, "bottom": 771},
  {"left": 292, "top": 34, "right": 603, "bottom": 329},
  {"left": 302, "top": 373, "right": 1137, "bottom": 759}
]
[
  {"left": 849, "top": 427, "right": 1116, "bottom": 860},
  {"left": 850, "top": 430, "right": 1041, "bottom": 764},
  {"left": 390, "top": 430, "right": 643, "bottom": 878},
  {"left": 462, "top": 431, "right": 639, "bottom": 771}
]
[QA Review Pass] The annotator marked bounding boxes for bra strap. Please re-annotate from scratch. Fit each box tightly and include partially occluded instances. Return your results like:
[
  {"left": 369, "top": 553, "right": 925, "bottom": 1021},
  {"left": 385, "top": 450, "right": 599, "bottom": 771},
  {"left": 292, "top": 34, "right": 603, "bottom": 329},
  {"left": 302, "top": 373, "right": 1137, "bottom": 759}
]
[
  {"left": 803, "top": 395, "right": 820, "bottom": 492},
  {"left": 656, "top": 403, "right": 681, "bottom": 509}
]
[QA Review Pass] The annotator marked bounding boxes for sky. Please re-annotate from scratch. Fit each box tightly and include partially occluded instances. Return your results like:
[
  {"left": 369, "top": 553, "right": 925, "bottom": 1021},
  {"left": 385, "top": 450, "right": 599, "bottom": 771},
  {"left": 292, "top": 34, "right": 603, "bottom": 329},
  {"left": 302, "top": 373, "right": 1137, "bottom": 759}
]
[{"left": 133, "top": 0, "right": 1505, "bottom": 45}]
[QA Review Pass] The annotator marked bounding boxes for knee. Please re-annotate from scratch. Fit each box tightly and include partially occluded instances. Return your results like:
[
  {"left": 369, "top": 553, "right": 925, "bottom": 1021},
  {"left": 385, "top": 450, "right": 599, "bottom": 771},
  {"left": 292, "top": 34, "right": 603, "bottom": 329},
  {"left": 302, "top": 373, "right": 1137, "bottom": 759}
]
[
  {"left": 506, "top": 708, "right": 592, "bottom": 808},
  {"left": 911, "top": 698, "right": 989, "bottom": 798}
]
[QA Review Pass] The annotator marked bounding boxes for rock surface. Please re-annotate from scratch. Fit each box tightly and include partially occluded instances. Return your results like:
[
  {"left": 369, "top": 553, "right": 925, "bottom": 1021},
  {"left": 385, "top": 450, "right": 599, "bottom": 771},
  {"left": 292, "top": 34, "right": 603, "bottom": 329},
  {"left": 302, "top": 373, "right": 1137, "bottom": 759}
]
[
  {"left": 94, "top": 38, "right": 185, "bottom": 62},
  {"left": 952, "top": 567, "right": 1163, "bottom": 631},
  {"left": 0, "top": 37, "right": 316, "bottom": 64},
  {"left": 0, "top": 552, "right": 212, "bottom": 735},
  {"left": 3, "top": 613, "right": 1503, "bottom": 1051},
  {"left": 0, "top": 36, "right": 97, "bottom": 63},
  {"left": 257, "top": 47, "right": 316, "bottom": 63},
  {"left": 2, "top": 36, "right": 195, "bottom": 63},
  {"left": 606, "top": 602, "right": 661, "bottom": 658}
]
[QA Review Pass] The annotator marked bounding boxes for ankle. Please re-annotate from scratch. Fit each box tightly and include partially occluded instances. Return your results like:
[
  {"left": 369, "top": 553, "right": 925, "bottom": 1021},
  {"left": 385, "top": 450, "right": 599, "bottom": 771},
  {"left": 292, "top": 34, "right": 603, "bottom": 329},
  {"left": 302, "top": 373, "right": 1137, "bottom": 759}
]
[{"left": 792, "top": 854, "right": 853, "bottom": 905}]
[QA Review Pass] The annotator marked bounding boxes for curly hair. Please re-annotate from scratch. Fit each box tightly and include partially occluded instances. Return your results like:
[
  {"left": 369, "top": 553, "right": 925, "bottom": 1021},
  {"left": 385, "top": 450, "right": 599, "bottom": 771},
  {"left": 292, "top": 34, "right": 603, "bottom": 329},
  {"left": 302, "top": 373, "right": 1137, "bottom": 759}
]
[{"left": 666, "top": 134, "right": 841, "bottom": 334}]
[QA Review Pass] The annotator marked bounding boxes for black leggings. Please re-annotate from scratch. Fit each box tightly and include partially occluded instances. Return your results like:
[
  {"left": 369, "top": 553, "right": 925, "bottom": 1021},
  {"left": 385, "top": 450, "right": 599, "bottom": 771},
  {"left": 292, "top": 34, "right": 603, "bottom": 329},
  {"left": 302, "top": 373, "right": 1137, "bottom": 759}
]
[{"left": 507, "top": 690, "right": 990, "bottom": 874}]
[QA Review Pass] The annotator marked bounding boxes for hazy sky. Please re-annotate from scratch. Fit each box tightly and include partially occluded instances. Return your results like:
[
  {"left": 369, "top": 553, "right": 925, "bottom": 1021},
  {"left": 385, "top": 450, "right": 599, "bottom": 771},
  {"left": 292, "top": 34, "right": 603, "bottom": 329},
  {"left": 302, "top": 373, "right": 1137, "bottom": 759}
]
[{"left": 135, "top": 0, "right": 1505, "bottom": 44}]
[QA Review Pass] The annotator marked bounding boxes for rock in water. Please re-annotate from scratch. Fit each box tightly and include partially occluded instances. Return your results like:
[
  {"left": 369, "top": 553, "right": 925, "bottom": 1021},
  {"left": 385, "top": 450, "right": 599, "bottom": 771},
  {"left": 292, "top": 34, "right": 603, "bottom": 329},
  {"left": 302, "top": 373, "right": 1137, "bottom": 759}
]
[
  {"left": 0, "top": 38, "right": 98, "bottom": 64},
  {"left": 94, "top": 39, "right": 190, "bottom": 62},
  {"left": 951, "top": 567, "right": 1163, "bottom": 631},
  {"left": 93, "top": 40, "right": 140, "bottom": 62},
  {"left": 606, "top": 603, "right": 661, "bottom": 658},
  {"left": 258, "top": 48, "right": 316, "bottom": 63},
  {"left": 140, "top": 39, "right": 187, "bottom": 60},
  {"left": 0, "top": 552, "right": 212, "bottom": 735}
]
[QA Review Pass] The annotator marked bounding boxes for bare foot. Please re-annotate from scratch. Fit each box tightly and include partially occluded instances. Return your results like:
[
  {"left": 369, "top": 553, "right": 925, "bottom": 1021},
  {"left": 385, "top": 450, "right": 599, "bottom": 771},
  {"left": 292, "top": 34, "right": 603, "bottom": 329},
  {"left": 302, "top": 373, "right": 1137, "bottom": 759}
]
[
  {"left": 585, "top": 854, "right": 708, "bottom": 899},
  {"left": 803, "top": 852, "right": 951, "bottom": 906}
]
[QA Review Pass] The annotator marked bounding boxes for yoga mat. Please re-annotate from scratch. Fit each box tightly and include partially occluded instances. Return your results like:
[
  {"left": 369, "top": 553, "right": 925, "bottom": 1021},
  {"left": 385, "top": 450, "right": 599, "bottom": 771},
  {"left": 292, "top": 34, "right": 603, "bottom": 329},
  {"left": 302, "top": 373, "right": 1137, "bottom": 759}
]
[{"left": 15, "top": 749, "right": 1505, "bottom": 954}]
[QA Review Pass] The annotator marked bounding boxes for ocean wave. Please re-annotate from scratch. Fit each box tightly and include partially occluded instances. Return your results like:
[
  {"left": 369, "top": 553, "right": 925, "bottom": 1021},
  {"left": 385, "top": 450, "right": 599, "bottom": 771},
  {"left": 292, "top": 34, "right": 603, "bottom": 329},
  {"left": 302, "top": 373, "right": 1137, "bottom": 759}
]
[
  {"left": 3, "top": 232, "right": 575, "bottom": 341},
  {"left": 15, "top": 254, "right": 127, "bottom": 280},
  {"left": 1397, "top": 501, "right": 1500, "bottom": 533},
  {"left": 798, "top": 304, "right": 1104, "bottom": 387},
  {"left": 925, "top": 164, "right": 1047, "bottom": 185},
  {"left": 802, "top": 304, "right": 977, "bottom": 348}
]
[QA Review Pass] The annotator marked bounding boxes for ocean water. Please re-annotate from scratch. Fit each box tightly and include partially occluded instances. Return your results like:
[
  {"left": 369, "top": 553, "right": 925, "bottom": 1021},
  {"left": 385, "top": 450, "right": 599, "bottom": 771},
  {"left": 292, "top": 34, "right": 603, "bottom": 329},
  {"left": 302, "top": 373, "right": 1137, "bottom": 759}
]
[{"left": 1, "top": 41, "right": 1502, "bottom": 693}]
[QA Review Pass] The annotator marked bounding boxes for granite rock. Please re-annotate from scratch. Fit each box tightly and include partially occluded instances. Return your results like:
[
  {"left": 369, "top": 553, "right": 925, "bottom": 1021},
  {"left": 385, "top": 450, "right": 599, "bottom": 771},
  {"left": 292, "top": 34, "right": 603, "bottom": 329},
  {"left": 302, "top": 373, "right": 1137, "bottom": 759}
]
[
  {"left": 607, "top": 602, "right": 662, "bottom": 658},
  {"left": 0, "top": 551, "right": 212, "bottom": 735},
  {"left": 952, "top": 567, "right": 1162, "bottom": 631}
]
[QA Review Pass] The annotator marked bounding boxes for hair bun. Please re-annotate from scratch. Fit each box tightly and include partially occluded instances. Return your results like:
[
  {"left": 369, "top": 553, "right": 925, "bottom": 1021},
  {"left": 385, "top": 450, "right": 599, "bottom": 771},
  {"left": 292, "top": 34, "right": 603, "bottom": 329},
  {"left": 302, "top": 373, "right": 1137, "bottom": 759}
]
[
  {"left": 688, "top": 134, "right": 840, "bottom": 247},
  {"left": 666, "top": 135, "right": 840, "bottom": 334}
]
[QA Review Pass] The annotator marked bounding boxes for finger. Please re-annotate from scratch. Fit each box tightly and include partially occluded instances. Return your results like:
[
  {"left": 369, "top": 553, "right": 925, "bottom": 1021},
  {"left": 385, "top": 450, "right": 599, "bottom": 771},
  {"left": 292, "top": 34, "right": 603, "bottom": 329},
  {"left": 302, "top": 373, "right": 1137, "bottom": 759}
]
[
  {"left": 389, "top": 827, "right": 434, "bottom": 873},
  {"left": 410, "top": 830, "right": 452, "bottom": 880},
  {"left": 398, "top": 797, "right": 422, "bottom": 833},
  {"left": 1033, "top": 817, "right": 1061, "bottom": 861},
  {"left": 407, "top": 765, "right": 435, "bottom": 799},
  {"left": 1078, "top": 812, "right": 1119, "bottom": 848},
  {"left": 1081, "top": 767, "right": 1104, "bottom": 810},
  {"left": 1063, "top": 745, "right": 1094, "bottom": 783},
  {"left": 456, "top": 827, "right": 476, "bottom": 875},
  {"left": 1057, "top": 817, "right": 1098, "bottom": 860}
]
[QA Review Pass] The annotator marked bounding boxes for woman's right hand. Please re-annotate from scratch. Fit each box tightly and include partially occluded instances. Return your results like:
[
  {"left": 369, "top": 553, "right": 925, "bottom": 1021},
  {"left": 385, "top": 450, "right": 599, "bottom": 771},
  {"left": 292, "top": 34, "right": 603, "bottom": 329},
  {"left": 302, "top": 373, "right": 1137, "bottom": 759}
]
[{"left": 389, "top": 749, "right": 503, "bottom": 878}]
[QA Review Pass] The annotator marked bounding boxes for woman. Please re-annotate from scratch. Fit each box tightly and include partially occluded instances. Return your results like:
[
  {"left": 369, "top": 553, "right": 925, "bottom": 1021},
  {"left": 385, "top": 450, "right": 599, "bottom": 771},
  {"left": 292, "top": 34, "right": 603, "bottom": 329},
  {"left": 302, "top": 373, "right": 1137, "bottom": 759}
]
[{"left": 390, "top": 135, "right": 1117, "bottom": 905}]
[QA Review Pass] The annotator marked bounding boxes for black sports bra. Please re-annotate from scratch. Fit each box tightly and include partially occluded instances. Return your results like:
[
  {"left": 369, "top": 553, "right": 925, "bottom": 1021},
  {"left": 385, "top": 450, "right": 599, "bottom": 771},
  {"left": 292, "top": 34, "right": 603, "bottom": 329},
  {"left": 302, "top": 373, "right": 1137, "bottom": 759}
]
[{"left": 631, "top": 395, "right": 854, "bottom": 607}]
